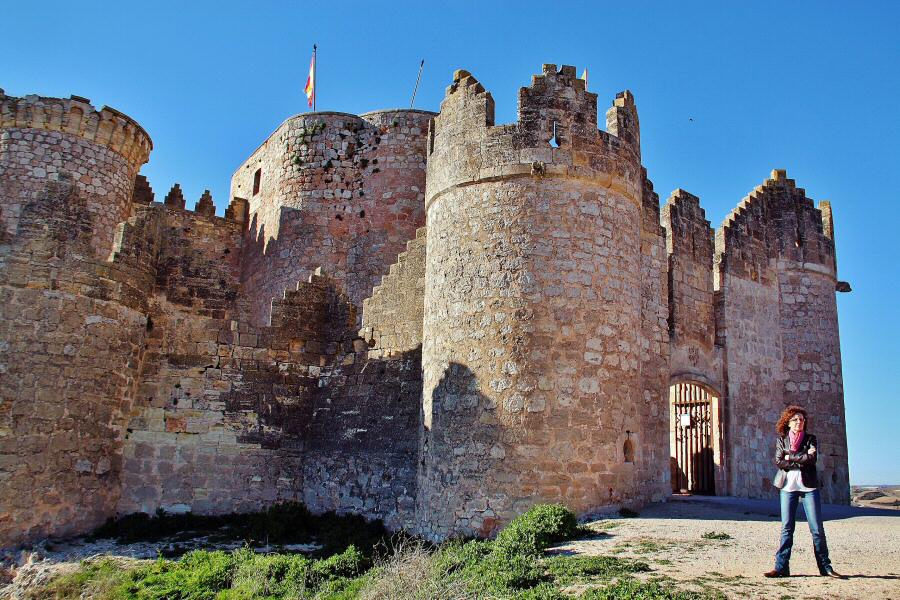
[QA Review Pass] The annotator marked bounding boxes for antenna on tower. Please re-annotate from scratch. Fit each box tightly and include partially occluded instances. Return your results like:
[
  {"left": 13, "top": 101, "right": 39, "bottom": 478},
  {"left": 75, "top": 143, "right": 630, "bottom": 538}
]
[{"left": 410, "top": 59, "right": 425, "bottom": 108}]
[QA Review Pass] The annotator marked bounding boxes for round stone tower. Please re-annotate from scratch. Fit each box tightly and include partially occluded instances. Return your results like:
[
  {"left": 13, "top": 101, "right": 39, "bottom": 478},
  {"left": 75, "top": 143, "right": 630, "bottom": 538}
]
[
  {"left": 0, "top": 91, "right": 153, "bottom": 546},
  {"left": 416, "top": 65, "right": 654, "bottom": 540},
  {"left": 230, "top": 109, "right": 434, "bottom": 326},
  {"left": 0, "top": 91, "right": 152, "bottom": 258}
]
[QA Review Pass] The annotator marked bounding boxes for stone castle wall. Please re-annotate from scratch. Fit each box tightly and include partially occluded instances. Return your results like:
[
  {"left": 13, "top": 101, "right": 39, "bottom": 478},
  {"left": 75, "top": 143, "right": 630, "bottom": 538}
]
[
  {"left": 0, "top": 177, "right": 152, "bottom": 545},
  {"left": 0, "top": 70, "right": 851, "bottom": 548},
  {"left": 0, "top": 93, "right": 153, "bottom": 545},
  {"left": 636, "top": 172, "right": 673, "bottom": 508},
  {"left": 299, "top": 229, "right": 427, "bottom": 530}
]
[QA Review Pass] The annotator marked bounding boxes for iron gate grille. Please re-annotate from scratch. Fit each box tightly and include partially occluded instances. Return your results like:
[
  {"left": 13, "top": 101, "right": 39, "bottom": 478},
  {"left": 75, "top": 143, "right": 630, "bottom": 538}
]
[{"left": 672, "top": 382, "right": 715, "bottom": 494}]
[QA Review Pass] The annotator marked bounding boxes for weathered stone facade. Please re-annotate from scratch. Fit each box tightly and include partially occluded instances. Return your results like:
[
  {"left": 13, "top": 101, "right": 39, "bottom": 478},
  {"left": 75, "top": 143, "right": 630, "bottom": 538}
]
[{"left": 0, "top": 65, "right": 850, "bottom": 548}]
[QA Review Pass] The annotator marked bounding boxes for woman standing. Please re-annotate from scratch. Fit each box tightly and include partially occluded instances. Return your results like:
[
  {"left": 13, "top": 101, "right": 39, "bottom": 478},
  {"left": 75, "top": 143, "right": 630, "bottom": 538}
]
[{"left": 765, "top": 405, "right": 844, "bottom": 579}]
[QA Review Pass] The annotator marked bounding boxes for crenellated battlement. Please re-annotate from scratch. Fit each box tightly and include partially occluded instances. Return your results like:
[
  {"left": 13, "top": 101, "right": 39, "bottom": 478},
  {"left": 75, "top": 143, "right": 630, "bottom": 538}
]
[
  {"left": 0, "top": 90, "right": 152, "bottom": 167},
  {"left": 425, "top": 64, "right": 644, "bottom": 209},
  {"left": 715, "top": 169, "right": 837, "bottom": 287},
  {"left": 151, "top": 181, "right": 246, "bottom": 225},
  {"left": 662, "top": 189, "right": 712, "bottom": 258}
]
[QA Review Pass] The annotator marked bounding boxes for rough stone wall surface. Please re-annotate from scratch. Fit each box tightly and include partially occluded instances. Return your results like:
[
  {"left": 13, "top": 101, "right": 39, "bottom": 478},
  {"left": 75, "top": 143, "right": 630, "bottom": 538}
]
[
  {"left": 0, "top": 176, "right": 152, "bottom": 546},
  {"left": 361, "top": 227, "right": 426, "bottom": 356},
  {"left": 777, "top": 266, "right": 847, "bottom": 502},
  {"left": 231, "top": 110, "right": 433, "bottom": 326},
  {"left": 637, "top": 173, "right": 671, "bottom": 505},
  {"left": 716, "top": 171, "right": 847, "bottom": 502},
  {"left": 296, "top": 226, "right": 425, "bottom": 530},
  {"left": 118, "top": 261, "right": 358, "bottom": 515},
  {"left": 152, "top": 207, "right": 244, "bottom": 319},
  {"left": 662, "top": 189, "right": 721, "bottom": 386},
  {"left": 417, "top": 65, "right": 660, "bottom": 541},
  {"left": 0, "top": 93, "right": 151, "bottom": 259},
  {"left": 301, "top": 347, "right": 422, "bottom": 531}
]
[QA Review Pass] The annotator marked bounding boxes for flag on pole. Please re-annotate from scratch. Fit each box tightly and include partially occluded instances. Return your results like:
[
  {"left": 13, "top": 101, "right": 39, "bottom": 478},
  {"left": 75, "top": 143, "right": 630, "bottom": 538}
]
[
  {"left": 580, "top": 68, "right": 588, "bottom": 90},
  {"left": 305, "top": 46, "right": 316, "bottom": 108}
]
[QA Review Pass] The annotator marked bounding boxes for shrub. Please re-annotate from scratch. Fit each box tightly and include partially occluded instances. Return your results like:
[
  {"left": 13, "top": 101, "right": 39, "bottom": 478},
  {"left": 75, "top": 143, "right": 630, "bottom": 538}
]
[
  {"left": 121, "top": 550, "right": 236, "bottom": 599},
  {"left": 495, "top": 504, "right": 578, "bottom": 557},
  {"left": 312, "top": 544, "right": 367, "bottom": 582},
  {"left": 225, "top": 548, "right": 311, "bottom": 598},
  {"left": 618, "top": 507, "right": 640, "bottom": 518},
  {"left": 358, "top": 541, "right": 468, "bottom": 600}
]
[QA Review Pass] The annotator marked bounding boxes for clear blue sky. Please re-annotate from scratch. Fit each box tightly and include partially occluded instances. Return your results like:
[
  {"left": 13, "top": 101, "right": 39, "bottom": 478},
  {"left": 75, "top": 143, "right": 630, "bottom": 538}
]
[{"left": 7, "top": 1, "right": 899, "bottom": 485}]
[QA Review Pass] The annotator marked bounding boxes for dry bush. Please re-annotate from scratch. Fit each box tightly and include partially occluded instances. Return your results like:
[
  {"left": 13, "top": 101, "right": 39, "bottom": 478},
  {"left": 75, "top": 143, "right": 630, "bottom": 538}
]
[{"left": 358, "top": 539, "right": 472, "bottom": 600}]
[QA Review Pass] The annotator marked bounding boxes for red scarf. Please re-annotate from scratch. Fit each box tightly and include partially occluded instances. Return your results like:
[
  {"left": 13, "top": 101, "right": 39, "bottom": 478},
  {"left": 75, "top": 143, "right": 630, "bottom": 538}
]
[{"left": 789, "top": 430, "right": 805, "bottom": 453}]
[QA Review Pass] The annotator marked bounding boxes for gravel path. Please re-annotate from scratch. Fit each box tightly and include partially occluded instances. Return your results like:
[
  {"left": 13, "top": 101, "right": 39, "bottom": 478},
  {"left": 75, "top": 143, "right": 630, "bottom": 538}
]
[{"left": 556, "top": 495, "right": 900, "bottom": 599}]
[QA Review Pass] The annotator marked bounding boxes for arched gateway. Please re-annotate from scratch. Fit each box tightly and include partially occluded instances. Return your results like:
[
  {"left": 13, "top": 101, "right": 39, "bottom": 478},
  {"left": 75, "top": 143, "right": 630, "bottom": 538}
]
[{"left": 669, "top": 381, "right": 724, "bottom": 495}]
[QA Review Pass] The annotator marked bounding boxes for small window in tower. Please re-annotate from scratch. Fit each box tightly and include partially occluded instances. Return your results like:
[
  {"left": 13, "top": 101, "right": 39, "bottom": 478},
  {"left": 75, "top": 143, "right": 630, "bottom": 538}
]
[
  {"left": 623, "top": 438, "right": 634, "bottom": 463},
  {"left": 253, "top": 169, "right": 262, "bottom": 196}
]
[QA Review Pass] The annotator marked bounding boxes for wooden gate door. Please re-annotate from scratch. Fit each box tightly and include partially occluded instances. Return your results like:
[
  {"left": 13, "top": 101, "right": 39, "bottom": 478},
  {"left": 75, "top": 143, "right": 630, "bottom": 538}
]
[{"left": 672, "top": 382, "right": 715, "bottom": 494}]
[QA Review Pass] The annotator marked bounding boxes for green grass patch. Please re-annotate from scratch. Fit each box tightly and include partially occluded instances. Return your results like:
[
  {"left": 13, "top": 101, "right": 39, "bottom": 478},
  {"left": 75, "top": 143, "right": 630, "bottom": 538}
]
[
  {"left": 582, "top": 576, "right": 726, "bottom": 599},
  {"left": 32, "top": 558, "right": 130, "bottom": 600},
  {"left": 700, "top": 531, "right": 732, "bottom": 540},
  {"left": 543, "top": 554, "right": 650, "bottom": 583},
  {"left": 37, "top": 503, "right": 729, "bottom": 600}
]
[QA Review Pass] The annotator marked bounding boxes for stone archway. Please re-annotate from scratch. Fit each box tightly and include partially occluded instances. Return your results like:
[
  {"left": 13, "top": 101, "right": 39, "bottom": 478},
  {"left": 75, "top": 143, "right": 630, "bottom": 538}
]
[{"left": 669, "top": 380, "right": 724, "bottom": 495}]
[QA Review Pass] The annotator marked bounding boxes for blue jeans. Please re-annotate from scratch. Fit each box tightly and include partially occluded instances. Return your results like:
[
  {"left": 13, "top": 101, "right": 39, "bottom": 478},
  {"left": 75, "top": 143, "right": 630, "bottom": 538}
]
[{"left": 774, "top": 488, "right": 832, "bottom": 574}]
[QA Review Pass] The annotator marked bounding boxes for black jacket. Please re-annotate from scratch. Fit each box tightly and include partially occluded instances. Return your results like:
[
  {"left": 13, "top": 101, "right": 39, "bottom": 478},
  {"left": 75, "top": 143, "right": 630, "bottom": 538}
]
[{"left": 774, "top": 433, "right": 819, "bottom": 489}]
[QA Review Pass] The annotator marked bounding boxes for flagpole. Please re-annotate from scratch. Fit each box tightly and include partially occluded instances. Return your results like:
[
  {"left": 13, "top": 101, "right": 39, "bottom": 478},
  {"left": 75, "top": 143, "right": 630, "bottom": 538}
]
[
  {"left": 313, "top": 44, "right": 317, "bottom": 111},
  {"left": 410, "top": 59, "right": 424, "bottom": 108}
]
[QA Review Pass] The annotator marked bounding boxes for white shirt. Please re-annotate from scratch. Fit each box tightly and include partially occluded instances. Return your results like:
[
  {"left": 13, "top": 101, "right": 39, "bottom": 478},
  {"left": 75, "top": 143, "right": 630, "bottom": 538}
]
[{"left": 782, "top": 468, "right": 816, "bottom": 492}]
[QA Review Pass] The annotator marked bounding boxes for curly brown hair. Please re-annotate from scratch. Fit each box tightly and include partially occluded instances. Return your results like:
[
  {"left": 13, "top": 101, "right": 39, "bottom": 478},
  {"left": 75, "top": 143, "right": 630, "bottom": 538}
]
[{"left": 776, "top": 405, "right": 809, "bottom": 436}]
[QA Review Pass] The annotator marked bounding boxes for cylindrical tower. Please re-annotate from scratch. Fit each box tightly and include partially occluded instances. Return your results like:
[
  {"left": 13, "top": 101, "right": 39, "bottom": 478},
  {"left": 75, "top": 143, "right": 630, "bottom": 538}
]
[
  {"left": 416, "top": 65, "right": 653, "bottom": 540},
  {"left": 0, "top": 91, "right": 153, "bottom": 546},
  {"left": 230, "top": 109, "right": 434, "bottom": 326},
  {"left": 0, "top": 91, "right": 152, "bottom": 258}
]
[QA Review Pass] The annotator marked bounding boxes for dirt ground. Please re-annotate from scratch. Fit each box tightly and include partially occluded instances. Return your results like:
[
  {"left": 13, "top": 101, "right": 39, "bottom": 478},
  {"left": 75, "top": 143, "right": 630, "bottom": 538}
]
[{"left": 556, "top": 495, "right": 900, "bottom": 600}]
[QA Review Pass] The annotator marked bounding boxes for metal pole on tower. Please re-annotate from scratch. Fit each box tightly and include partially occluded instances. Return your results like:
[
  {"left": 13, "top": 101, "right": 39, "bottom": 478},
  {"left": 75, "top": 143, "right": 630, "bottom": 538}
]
[
  {"left": 313, "top": 44, "right": 317, "bottom": 111},
  {"left": 410, "top": 59, "right": 424, "bottom": 108}
]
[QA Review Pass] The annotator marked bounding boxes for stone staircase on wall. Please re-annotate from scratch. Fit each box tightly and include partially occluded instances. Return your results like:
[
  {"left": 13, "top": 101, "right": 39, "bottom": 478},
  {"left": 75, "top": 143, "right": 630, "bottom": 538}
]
[{"left": 360, "top": 227, "right": 426, "bottom": 357}]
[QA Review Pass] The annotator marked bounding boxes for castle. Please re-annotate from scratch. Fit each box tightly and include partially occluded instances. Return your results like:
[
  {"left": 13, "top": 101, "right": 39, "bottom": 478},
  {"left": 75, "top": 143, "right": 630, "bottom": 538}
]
[{"left": 0, "top": 64, "right": 850, "bottom": 547}]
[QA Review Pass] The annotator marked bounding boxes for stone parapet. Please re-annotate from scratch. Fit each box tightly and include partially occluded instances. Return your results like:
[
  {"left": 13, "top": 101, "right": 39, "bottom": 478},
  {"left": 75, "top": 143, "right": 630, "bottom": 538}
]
[
  {"left": 425, "top": 65, "right": 643, "bottom": 212},
  {"left": 0, "top": 91, "right": 152, "bottom": 168}
]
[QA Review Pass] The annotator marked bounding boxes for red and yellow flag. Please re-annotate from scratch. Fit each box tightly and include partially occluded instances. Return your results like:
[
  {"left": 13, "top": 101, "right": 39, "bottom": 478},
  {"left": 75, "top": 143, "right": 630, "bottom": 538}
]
[
  {"left": 581, "top": 68, "right": 588, "bottom": 90},
  {"left": 304, "top": 49, "right": 316, "bottom": 108}
]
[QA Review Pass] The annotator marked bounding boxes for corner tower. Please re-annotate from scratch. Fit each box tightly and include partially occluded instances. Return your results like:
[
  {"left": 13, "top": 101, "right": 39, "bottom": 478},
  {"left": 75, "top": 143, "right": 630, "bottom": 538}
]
[
  {"left": 0, "top": 91, "right": 152, "bottom": 258},
  {"left": 716, "top": 170, "right": 849, "bottom": 503},
  {"left": 0, "top": 92, "right": 154, "bottom": 546},
  {"left": 417, "top": 65, "right": 664, "bottom": 540}
]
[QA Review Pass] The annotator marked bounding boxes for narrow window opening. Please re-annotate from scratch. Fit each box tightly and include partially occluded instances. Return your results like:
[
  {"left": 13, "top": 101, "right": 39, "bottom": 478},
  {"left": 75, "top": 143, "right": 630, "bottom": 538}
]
[
  {"left": 252, "top": 168, "right": 262, "bottom": 196},
  {"left": 549, "top": 121, "right": 561, "bottom": 148},
  {"left": 623, "top": 435, "right": 634, "bottom": 463}
]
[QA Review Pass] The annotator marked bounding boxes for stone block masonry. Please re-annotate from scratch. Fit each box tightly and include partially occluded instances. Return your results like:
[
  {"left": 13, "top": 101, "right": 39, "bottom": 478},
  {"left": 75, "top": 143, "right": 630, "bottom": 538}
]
[{"left": 0, "top": 66, "right": 851, "bottom": 548}]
